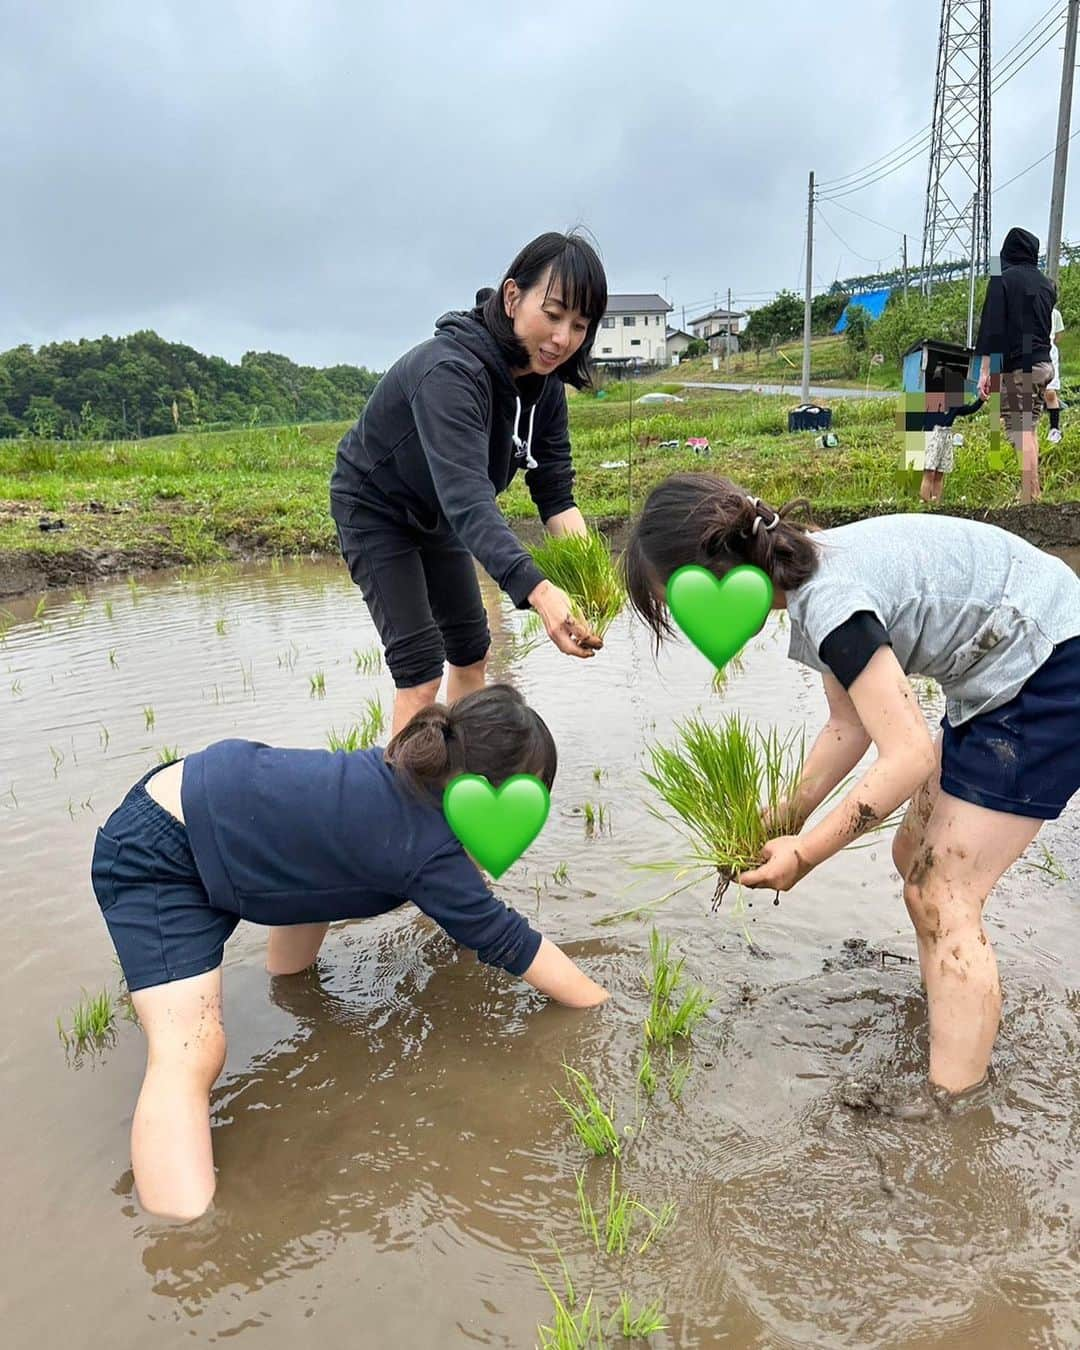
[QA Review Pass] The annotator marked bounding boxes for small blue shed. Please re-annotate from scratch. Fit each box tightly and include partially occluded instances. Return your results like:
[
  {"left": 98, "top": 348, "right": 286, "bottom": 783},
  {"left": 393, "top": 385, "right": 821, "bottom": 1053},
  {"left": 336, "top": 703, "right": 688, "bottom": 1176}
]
[{"left": 901, "top": 338, "right": 978, "bottom": 395}]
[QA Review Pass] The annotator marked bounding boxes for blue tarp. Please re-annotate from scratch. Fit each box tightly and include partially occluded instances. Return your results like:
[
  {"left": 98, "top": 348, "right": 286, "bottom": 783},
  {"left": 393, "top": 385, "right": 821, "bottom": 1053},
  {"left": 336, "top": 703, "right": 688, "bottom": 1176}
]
[{"left": 834, "top": 288, "right": 892, "bottom": 333}]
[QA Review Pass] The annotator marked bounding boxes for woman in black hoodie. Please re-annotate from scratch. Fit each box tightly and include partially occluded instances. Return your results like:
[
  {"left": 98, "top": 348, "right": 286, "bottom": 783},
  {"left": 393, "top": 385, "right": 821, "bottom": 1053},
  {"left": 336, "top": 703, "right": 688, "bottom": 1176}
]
[
  {"left": 974, "top": 225, "right": 1056, "bottom": 503},
  {"left": 330, "top": 231, "right": 609, "bottom": 734}
]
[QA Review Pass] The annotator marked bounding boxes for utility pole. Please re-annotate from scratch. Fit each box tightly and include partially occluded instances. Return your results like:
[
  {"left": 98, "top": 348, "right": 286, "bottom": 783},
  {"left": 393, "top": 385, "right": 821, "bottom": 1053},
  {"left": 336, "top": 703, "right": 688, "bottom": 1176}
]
[
  {"left": 1047, "top": 0, "right": 1080, "bottom": 285},
  {"left": 801, "top": 170, "right": 814, "bottom": 402},
  {"left": 966, "top": 194, "right": 979, "bottom": 347},
  {"left": 662, "top": 273, "right": 671, "bottom": 302},
  {"left": 902, "top": 234, "right": 909, "bottom": 300},
  {"left": 726, "top": 286, "right": 733, "bottom": 370}
]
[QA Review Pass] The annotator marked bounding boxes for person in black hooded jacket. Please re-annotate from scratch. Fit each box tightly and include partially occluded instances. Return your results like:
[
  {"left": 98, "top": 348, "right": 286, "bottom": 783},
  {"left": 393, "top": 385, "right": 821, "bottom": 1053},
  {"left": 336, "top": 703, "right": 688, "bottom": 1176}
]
[
  {"left": 974, "top": 226, "right": 1056, "bottom": 503},
  {"left": 330, "top": 231, "right": 609, "bottom": 734}
]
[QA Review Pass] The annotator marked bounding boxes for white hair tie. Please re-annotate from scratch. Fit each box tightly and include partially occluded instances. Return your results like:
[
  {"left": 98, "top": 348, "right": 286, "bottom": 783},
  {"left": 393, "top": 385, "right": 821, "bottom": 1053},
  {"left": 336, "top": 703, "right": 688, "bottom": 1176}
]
[{"left": 746, "top": 495, "right": 780, "bottom": 534}]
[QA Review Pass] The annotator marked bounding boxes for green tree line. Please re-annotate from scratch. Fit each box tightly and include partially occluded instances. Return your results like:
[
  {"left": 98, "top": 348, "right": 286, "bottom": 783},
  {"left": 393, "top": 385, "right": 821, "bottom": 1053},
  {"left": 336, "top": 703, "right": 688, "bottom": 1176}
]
[{"left": 0, "top": 330, "right": 381, "bottom": 439}]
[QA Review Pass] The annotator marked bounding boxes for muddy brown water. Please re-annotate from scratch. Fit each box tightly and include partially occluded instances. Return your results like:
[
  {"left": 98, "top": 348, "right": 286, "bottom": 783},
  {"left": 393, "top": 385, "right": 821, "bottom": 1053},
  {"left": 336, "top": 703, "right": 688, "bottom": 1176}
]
[{"left": 3, "top": 555, "right": 1079, "bottom": 1349}]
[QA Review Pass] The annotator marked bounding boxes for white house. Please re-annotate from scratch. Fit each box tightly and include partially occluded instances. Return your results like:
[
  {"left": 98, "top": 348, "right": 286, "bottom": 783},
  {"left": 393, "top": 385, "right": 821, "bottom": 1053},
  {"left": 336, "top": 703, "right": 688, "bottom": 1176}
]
[
  {"left": 594, "top": 293, "right": 673, "bottom": 365},
  {"left": 688, "top": 306, "right": 745, "bottom": 353},
  {"left": 665, "top": 328, "right": 696, "bottom": 362}
]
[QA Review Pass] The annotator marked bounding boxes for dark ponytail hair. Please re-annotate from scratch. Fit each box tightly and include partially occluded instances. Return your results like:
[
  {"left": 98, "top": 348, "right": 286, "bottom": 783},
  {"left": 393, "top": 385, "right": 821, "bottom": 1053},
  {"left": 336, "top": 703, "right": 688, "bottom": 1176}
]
[
  {"left": 624, "top": 472, "right": 820, "bottom": 647},
  {"left": 384, "top": 683, "right": 557, "bottom": 800},
  {"left": 479, "top": 230, "right": 608, "bottom": 390}
]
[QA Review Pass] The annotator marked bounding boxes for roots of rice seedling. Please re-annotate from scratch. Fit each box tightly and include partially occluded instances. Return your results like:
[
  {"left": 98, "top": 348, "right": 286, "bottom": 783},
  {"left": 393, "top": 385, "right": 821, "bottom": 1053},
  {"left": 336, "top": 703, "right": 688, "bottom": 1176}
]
[{"left": 527, "top": 529, "right": 625, "bottom": 640}]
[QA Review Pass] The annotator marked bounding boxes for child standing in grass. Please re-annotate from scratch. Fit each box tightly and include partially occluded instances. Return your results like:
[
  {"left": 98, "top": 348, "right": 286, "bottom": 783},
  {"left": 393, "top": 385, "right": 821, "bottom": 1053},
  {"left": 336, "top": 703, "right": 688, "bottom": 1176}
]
[
  {"left": 624, "top": 472, "right": 1080, "bottom": 1111},
  {"left": 90, "top": 685, "right": 608, "bottom": 1221}
]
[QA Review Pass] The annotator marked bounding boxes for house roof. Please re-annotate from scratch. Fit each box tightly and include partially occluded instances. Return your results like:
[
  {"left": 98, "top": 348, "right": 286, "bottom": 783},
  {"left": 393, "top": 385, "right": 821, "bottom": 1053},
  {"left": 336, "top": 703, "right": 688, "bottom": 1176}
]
[
  {"left": 665, "top": 328, "right": 693, "bottom": 340},
  {"left": 604, "top": 293, "right": 673, "bottom": 314},
  {"left": 688, "top": 307, "right": 745, "bottom": 324}
]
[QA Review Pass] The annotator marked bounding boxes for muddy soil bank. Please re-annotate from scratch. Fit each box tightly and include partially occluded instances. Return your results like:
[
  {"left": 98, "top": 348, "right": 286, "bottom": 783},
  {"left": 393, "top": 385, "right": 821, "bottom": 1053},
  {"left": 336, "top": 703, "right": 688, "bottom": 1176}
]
[{"left": 2, "top": 501, "right": 1079, "bottom": 598}]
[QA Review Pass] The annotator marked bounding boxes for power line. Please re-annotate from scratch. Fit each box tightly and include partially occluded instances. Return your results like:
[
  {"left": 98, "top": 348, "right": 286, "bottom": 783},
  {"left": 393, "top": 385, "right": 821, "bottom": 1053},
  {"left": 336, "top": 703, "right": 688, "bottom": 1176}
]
[
  {"left": 818, "top": 5, "right": 1066, "bottom": 199},
  {"left": 815, "top": 206, "right": 885, "bottom": 264},
  {"left": 993, "top": 124, "right": 1080, "bottom": 193}
]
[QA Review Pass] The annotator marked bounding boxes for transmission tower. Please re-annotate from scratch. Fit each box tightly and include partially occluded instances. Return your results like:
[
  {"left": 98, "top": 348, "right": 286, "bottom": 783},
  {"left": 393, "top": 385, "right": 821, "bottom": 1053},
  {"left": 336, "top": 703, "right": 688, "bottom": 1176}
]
[{"left": 921, "top": 0, "right": 991, "bottom": 293}]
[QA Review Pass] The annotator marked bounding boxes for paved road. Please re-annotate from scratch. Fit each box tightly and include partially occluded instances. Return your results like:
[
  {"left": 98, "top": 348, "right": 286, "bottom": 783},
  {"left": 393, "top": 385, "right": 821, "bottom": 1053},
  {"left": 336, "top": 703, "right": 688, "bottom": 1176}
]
[{"left": 680, "top": 380, "right": 900, "bottom": 401}]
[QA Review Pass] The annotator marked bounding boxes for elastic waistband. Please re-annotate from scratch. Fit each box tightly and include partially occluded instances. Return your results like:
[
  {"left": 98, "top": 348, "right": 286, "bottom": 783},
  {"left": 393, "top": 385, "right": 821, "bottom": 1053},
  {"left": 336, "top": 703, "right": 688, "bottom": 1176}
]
[{"left": 120, "top": 762, "right": 189, "bottom": 851}]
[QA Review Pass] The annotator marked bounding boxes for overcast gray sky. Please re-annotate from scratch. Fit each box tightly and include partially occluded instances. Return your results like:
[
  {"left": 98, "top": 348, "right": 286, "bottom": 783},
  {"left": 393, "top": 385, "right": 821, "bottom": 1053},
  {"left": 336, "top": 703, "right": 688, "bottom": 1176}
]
[{"left": 1, "top": 1, "right": 1074, "bottom": 370}]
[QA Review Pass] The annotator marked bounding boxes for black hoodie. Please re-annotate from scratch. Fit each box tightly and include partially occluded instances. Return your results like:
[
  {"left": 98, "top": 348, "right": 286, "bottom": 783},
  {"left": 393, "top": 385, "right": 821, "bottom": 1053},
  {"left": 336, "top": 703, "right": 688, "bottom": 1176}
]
[
  {"left": 329, "top": 311, "right": 578, "bottom": 608},
  {"left": 973, "top": 227, "right": 1056, "bottom": 370}
]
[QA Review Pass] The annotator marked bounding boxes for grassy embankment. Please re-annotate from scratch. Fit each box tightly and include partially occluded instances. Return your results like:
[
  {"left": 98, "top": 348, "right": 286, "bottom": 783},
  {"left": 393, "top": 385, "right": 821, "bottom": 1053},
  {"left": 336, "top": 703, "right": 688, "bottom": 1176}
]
[{"left": 1, "top": 340, "right": 1078, "bottom": 590}]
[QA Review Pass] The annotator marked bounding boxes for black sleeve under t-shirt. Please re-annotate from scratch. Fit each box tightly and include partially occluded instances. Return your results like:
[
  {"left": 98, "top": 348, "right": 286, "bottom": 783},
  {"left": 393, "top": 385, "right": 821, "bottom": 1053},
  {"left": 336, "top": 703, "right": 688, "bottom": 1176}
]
[{"left": 818, "top": 611, "right": 893, "bottom": 689}]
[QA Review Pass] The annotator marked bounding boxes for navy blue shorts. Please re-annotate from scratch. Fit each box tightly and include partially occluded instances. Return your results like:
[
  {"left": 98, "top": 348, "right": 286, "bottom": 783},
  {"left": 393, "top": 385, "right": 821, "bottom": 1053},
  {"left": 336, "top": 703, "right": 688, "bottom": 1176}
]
[
  {"left": 90, "top": 766, "right": 239, "bottom": 992},
  {"left": 940, "top": 636, "right": 1080, "bottom": 820}
]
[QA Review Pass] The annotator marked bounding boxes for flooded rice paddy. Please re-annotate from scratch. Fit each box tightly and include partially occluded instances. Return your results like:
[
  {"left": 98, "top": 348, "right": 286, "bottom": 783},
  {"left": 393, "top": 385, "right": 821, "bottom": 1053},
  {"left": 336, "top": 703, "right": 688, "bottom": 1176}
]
[{"left": 3, "top": 553, "right": 1079, "bottom": 1348}]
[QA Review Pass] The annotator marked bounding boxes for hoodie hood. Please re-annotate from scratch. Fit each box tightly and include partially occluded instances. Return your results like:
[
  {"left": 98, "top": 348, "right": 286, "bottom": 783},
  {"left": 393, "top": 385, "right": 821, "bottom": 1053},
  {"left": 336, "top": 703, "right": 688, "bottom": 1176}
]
[
  {"left": 434, "top": 310, "right": 522, "bottom": 398},
  {"left": 1000, "top": 227, "right": 1040, "bottom": 268}
]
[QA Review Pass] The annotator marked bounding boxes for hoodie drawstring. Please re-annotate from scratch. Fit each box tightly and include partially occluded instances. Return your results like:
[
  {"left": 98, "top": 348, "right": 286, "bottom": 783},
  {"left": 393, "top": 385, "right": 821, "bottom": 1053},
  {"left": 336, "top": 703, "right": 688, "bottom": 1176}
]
[{"left": 512, "top": 396, "right": 538, "bottom": 470}]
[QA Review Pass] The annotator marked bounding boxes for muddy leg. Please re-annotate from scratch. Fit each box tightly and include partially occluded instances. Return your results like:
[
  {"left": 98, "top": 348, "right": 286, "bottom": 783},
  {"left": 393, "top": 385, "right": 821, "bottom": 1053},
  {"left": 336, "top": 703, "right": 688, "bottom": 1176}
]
[
  {"left": 130, "top": 967, "right": 226, "bottom": 1220},
  {"left": 902, "top": 793, "right": 1042, "bottom": 1093},
  {"left": 891, "top": 733, "right": 943, "bottom": 987}
]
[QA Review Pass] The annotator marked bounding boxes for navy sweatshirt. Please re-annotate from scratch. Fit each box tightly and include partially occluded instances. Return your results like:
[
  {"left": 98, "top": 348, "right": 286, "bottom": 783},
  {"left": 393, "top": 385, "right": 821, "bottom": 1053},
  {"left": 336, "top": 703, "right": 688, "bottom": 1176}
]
[
  {"left": 974, "top": 227, "right": 1056, "bottom": 371},
  {"left": 179, "top": 740, "right": 543, "bottom": 977},
  {"left": 329, "top": 309, "right": 577, "bottom": 609}
]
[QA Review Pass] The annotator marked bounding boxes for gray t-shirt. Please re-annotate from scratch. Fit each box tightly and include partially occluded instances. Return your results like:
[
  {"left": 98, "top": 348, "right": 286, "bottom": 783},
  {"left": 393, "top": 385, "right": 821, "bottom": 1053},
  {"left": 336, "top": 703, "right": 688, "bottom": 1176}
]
[{"left": 785, "top": 515, "right": 1080, "bottom": 725}]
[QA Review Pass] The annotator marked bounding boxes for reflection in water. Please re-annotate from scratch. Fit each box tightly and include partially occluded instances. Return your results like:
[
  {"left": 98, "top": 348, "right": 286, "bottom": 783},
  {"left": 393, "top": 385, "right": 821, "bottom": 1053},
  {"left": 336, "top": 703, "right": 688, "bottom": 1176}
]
[{"left": 3, "top": 553, "right": 1080, "bottom": 1348}]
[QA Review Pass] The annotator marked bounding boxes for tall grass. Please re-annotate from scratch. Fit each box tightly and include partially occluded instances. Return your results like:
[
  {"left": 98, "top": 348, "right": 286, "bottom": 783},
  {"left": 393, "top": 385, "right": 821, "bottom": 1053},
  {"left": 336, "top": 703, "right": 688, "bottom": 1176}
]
[{"left": 643, "top": 713, "right": 805, "bottom": 907}]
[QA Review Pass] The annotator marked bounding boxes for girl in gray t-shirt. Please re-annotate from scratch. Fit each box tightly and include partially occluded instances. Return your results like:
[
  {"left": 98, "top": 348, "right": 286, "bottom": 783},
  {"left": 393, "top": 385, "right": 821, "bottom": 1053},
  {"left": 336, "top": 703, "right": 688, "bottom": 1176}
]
[{"left": 625, "top": 471, "right": 1080, "bottom": 1109}]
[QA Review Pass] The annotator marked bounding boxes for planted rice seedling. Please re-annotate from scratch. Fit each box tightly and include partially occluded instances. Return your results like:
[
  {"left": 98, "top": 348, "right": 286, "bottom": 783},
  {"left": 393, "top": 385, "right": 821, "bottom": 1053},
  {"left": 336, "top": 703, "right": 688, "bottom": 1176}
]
[
  {"left": 98, "top": 723, "right": 110, "bottom": 751},
  {"left": 309, "top": 669, "right": 326, "bottom": 698},
  {"left": 33, "top": 596, "right": 47, "bottom": 621},
  {"left": 635, "top": 1199, "right": 678, "bottom": 1255},
  {"left": 601, "top": 1161, "right": 636, "bottom": 1256},
  {"left": 711, "top": 650, "right": 746, "bottom": 693},
  {"left": 108, "top": 648, "right": 118, "bottom": 668},
  {"left": 353, "top": 644, "right": 382, "bottom": 675},
  {"left": 556, "top": 1065, "right": 621, "bottom": 1157},
  {"left": 143, "top": 706, "right": 155, "bottom": 731},
  {"left": 637, "top": 1046, "right": 658, "bottom": 1099},
  {"left": 157, "top": 745, "right": 179, "bottom": 764},
  {"left": 552, "top": 862, "right": 570, "bottom": 886},
  {"left": 10, "top": 678, "right": 22, "bottom": 696},
  {"left": 668, "top": 1053, "right": 693, "bottom": 1102},
  {"left": 126, "top": 575, "right": 140, "bottom": 598},
  {"left": 326, "top": 697, "right": 385, "bottom": 753},
  {"left": 103, "top": 599, "right": 114, "bottom": 620},
  {"left": 1, "top": 783, "right": 18, "bottom": 810},
  {"left": 277, "top": 642, "right": 300, "bottom": 670},
  {"left": 215, "top": 616, "right": 228, "bottom": 636},
  {"left": 71, "top": 590, "right": 88, "bottom": 608},
  {"left": 58, "top": 988, "right": 116, "bottom": 1052},
  {"left": 643, "top": 713, "right": 806, "bottom": 908},
  {"left": 643, "top": 930, "right": 713, "bottom": 1047},
  {"left": 49, "top": 745, "right": 64, "bottom": 777},
  {"left": 526, "top": 528, "right": 625, "bottom": 640},
  {"left": 613, "top": 1293, "right": 667, "bottom": 1339},
  {"left": 533, "top": 1252, "right": 605, "bottom": 1350},
  {"left": 238, "top": 660, "right": 255, "bottom": 693}
]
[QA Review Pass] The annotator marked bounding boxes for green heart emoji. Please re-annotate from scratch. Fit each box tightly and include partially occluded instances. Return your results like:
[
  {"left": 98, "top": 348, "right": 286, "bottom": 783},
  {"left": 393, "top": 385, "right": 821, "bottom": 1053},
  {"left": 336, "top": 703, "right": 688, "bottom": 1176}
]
[
  {"left": 666, "top": 564, "right": 773, "bottom": 670},
  {"left": 443, "top": 773, "right": 551, "bottom": 879}
]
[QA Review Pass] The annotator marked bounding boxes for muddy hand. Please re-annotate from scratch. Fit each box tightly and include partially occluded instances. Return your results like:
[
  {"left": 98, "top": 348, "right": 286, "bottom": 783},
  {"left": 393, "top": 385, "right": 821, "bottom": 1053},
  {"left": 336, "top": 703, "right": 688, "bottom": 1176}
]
[
  {"left": 739, "top": 836, "right": 812, "bottom": 892},
  {"left": 529, "top": 580, "right": 602, "bottom": 659}
]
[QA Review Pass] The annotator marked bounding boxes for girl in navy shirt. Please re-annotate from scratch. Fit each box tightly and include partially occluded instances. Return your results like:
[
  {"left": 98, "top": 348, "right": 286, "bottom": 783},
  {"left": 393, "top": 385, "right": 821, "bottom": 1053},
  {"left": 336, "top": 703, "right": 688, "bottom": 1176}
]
[{"left": 91, "top": 685, "right": 607, "bottom": 1220}]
